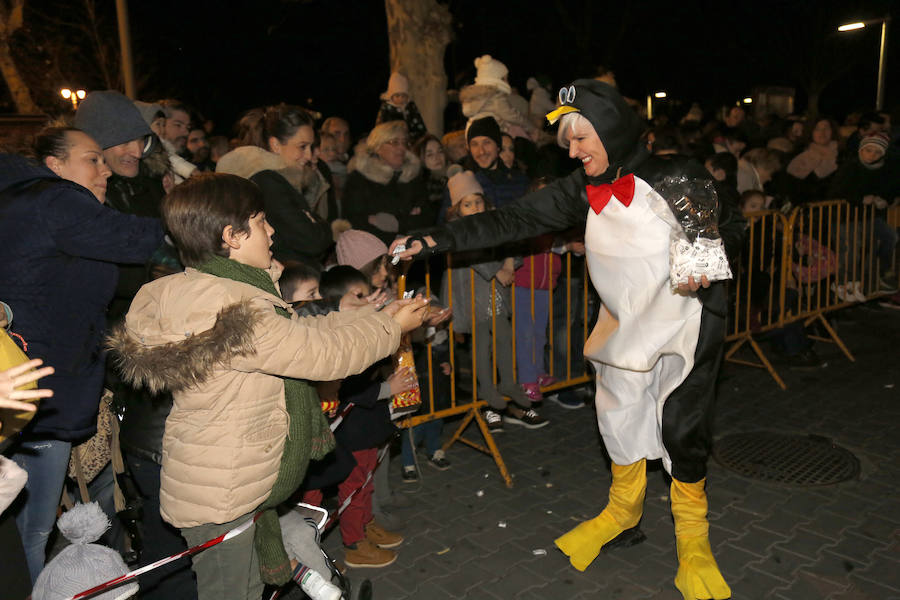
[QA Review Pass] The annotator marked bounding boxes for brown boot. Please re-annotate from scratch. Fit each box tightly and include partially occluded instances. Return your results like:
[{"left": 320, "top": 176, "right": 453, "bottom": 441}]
[
  {"left": 365, "top": 519, "right": 404, "bottom": 549},
  {"left": 344, "top": 539, "right": 397, "bottom": 568}
]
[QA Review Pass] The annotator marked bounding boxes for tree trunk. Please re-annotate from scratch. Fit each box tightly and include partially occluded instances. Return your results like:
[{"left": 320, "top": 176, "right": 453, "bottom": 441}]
[
  {"left": 0, "top": 38, "right": 38, "bottom": 113},
  {"left": 0, "top": 0, "right": 39, "bottom": 114},
  {"left": 384, "top": 0, "right": 452, "bottom": 136}
]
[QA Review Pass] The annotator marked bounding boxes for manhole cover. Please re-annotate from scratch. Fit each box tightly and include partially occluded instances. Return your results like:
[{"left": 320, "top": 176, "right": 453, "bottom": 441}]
[{"left": 713, "top": 432, "right": 859, "bottom": 486}]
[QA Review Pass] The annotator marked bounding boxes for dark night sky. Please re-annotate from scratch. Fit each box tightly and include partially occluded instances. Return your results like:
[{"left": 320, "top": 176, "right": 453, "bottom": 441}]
[{"left": 41, "top": 0, "right": 900, "bottom": 134}]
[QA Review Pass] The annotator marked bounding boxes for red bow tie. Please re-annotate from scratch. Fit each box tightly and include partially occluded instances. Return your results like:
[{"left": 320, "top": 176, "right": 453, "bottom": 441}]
[{"left": 585, "top": 173, "right": 635, "bottom": 214}]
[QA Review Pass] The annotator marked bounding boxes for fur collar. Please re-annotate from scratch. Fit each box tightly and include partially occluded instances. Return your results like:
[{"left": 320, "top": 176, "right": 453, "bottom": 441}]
[
  {"left": 347, "top": 148, "right": 421, "bottom": 184},
  {"left": 216, "top": 146, "right": 287, "bottom": 180},
  {"left": 106, "top": 301, "right": 260, "bottom": 394}
]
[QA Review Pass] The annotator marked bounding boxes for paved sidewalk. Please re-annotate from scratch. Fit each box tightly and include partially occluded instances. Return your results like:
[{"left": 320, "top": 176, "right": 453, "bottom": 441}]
[{"left": 312, "top": 305, "right": 899, "bottom": 599}]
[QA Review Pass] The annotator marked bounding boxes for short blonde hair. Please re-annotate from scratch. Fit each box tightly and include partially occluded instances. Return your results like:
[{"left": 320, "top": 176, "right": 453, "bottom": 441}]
[
  {"left": 366, "top": 120, "right": 408, "bottom": 154},
  {"left": 556, "top": 111, "right": 594, "bottom": 148}
]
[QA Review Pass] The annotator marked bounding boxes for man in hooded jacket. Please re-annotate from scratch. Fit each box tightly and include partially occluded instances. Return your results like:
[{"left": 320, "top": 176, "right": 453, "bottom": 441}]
[{"left": 392, "top": 80, "right": 743, "bottom": 600}]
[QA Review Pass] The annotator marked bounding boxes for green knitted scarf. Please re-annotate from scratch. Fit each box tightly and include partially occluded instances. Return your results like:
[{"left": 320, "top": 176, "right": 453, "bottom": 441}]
[{"left": 197, "top": 255, "right": 335, "bottom": 585}]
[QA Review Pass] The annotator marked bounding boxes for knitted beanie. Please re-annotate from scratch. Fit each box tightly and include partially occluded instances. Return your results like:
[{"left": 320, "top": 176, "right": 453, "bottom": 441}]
[
  {"left": 336, "top": 229, "right": 389, "bottom": 270},
  {"left": 74, "top": 91, "right": 151, "bottom": 150},
  {"left": 474, "top": 55, "right": 511, "bottom": 95},
  {"left": 447, "top": 165, "right": 483, "bottom": 206},
  {"left": 132, "top": 100, "right": 164, "bottom": 127},
  {"left": 859, "top": 132, "right": 889, "bottom": 156},
  {"left": 466, "top": 115, "right": 502, "bottom": 148},
  {"left": 382, "top": 72, "right": 410, "bottom": 101},
  {"left": 32, "top": 503, "right": 138, "bottom": 600}
]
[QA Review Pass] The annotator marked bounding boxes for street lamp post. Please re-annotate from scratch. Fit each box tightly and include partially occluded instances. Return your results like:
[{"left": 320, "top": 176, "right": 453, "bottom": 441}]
[
  {"left": 838, "top": 17, "right": 891, "bottom": 110},
  {"left": 647, "top": 91, "right": 666, "bottom": 120},
  {"left": 60, "top": 88, "right": 86, "bottom": 110}
]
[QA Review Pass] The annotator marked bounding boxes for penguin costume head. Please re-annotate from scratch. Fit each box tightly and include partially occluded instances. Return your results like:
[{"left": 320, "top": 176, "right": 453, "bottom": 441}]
[{"left": 546, "top": 79, "right": 646, "bottom": 183}]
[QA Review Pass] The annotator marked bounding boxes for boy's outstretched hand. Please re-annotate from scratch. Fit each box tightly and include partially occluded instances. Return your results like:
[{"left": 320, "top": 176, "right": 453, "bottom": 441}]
[{"left": 384, "top": 295, "right": 430, "bottom": 333}]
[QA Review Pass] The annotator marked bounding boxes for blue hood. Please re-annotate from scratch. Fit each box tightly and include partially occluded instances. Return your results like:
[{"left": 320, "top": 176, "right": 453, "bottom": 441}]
[{"left": 0, "top": 153, "right": 60, "bottom": 192}]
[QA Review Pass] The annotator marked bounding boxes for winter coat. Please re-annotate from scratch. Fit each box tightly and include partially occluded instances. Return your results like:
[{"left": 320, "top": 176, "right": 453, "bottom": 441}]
[
  {"left": 827, "top": 155, "right": 900, "bottom": 214},
  {"left": 440, "top": 249, "right": 511, "bottom": 333},
  {"left": 459, "top": 84, "right": 538, "bottom": 141},
  {"left": 107, "top": 269, "right": 401, "bottom": 527},
  {"left": 513, "top": 236, "right": 562, "bottom": 290},
  {"left": 342, "top": 149, "right": 429, "bottom": 243},
  {"left": 0, "top": 153, "right": 163, "bottom": 442},
  {"left": 333, "top": 362, "right": 396, "bottom": 452},
  {"left": 375, "top": 100, "right": 427, "bottom": 144},
  {"left": 216, "top": 146, "right": 333, "bottom": 262},
  {"left": 438, "top": 158, "right": 530, "bottom": 223}
]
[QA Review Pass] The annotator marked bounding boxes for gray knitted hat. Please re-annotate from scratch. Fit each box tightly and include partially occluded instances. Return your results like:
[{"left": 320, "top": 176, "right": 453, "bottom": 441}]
[
  {"left": 74, "top": 91, "right": 151, "bottom": 150},
  {"left": 32, "top": 502, "right": 139, "bottom": 600}
]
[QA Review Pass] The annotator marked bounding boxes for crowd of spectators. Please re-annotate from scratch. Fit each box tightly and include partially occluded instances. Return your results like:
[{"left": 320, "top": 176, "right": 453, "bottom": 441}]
[{"left": 0, "top": 54, "right": 897, "bottom": 600}]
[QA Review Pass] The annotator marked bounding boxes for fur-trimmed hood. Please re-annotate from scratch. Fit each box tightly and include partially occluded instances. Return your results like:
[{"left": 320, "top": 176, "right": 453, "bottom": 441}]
[
  {"left": 347, "top": 147, "right": 421, "bottom": 184},
  {"left": 107, "top": 300, "right": 260, "bottom": 394}
]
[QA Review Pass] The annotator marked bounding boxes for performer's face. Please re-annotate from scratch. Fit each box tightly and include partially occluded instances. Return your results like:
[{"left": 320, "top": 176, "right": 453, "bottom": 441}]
[{"left": 566, "top": 120, "right": 609, "bottom": 177}]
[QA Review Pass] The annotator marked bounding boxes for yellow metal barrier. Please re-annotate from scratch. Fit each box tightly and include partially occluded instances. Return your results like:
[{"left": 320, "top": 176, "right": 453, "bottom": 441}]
[{"left": 397, "top": 251, "right": 592, "bottom": 487}]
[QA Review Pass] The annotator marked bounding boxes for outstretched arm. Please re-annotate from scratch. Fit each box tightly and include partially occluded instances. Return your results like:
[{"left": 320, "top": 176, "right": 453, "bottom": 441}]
[{"left": 391, "top": 170, "right": 588, "bottom": 259}]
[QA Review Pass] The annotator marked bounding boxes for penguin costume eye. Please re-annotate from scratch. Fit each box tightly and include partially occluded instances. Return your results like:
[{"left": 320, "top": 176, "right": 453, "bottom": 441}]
[{"left": 558, "top": 85, "right": 577, "bottom": 105}]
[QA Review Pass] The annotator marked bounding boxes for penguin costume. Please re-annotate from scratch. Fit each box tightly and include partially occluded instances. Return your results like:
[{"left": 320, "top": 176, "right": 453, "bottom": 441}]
[{"left": 396, "top": 80, "right": 743, "bottom": 599}]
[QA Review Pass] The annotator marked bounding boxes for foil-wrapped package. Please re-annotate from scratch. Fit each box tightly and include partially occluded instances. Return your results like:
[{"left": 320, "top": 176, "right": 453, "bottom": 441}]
[{"left": 655, "top": 176, "right": 733, "bottom": 287}]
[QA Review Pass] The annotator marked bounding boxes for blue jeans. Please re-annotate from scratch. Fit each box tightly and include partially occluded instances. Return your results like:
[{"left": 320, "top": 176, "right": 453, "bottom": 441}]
[
  {"left": 400, "top": 420, "right": 443, "bottom": 467},
  {"left": 10, "top": 438, "right": 72, "bottom": 583},
  {"left": 515, "top": 288, "right": 550, "bottom": 383}
]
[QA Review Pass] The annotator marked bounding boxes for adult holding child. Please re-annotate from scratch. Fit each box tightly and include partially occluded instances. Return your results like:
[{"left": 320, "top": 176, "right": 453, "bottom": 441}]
[
  {"left": 392, "top": 80, "right": 744, "bottom": 600},
  {"left": 0, "top": 126, "right": 164, "bottom": 583}
]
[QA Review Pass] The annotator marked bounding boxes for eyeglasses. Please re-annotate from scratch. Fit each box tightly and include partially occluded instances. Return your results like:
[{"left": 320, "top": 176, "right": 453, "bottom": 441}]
[{"left": 385, "top": 138, "right": 409, "bottom": 148}]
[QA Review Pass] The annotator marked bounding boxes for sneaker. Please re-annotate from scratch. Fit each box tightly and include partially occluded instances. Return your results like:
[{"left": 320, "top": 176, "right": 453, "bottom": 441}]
[
  {"left": 536, "top": 374, "right": 558, "bottom": 387},
  {"left": 484, "top": 409, "right": 504, "bottom": 433},
  {"left": 521, "top": 382, "right": 544, "bottom": 402},
  {"left": 547, "top": 392, "right": 585, "bottom": 410},
  {"left": 364, "top": 519, "right": 404, "bottom": 549},
  {"left": 504, "top": 407, "right": 549, "bottom": 429},
  {"left": 850, "top": 281, "right": 867, "bottom": 302},
  {"left": 344, "top": 539, "right": 397, "bottom": 568},
  {"left": 401, "top": 466, "right": 418, "bottom": 483},
  {"left": 428, "top": 449, "right": 451, "bottom": 471},
  {"left": 831, "top": 282, "right": 852, "bottom": 302}
]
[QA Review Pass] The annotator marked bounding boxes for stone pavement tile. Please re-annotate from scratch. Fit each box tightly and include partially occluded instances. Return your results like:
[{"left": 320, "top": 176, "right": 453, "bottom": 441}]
[
  {"left": 475, "top": 569, "right": 558, "bottom": 599},
  {"left": 729, "top": 566, "right": 790, "bottom": 600},
  {"left": 875, "top": 539, "right": 900, "bottom": 563},
  {"left": 611, "top": 554, "right": 676, "bottom": 593},
  {"left": 711, "top": 542, "right": 759, "bottom": 581},
  {"left": 774, "top": 527, "right": 837, "bottom": 561},
  {"left": 878, "top": 499, "right": 900, "bottom": 525},
  {"left": 429, "top": 560, "right": 501, "bottom": 598},
  {"left": 773, "top": 568, "right": 851, "bottom": 600},
  {"left": 828, "top": 531, "right": 889, "bottom": 562},
  {"left": 799, "top": 549, "right": 862, "bottom": 589},
  {"left": 365, "top": 577, "right": 408, "bottom": 600},
  {"left": 518, "top": 569, "right": 607, "bottom": 599},
  {"left": 748, "top": 548, "right": 816, "bottom": 583},
  {"left": 851, "top": 513, "right": 900, "bottom": 545},
  {"left": 771, "top": 491, "right": 835, "bottom": 518},
  {"left": 855, "top": 552, "right": 900, "bottom": 592},
  {"left": 799, "top": 508, "right": 860, "bottom": 541},
  {"left": 593, "top": 575, "right": 658, "bottom": 600},
  {"left": 753, "top": 507, "right": 814, "bottom": 536},
  {"left": 829, "top": 575, "right": 900, "bottom": 600},
  {"left": 410, "top": 579, "right": 488, "bottom": 600},
  {"left": 729, "top": 485, "right": 791, "bottom": 518},
  {"left": 823, "top": 492, "right": 884, "bottom": 519},
  {"left": 732, "top": 524, "right": 792, "bottom": 558}
]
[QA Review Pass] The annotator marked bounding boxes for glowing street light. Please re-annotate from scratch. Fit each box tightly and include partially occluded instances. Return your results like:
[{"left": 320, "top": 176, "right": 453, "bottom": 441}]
[
  {"left": 838, "top": 16, "right": 891, "bottom": 110},
  {"left": 60, "top": 88, "right": 87, "bottom": 110},
  {"left": 743, "top": 97, "right": 753, "bottom": 104},
  {"left": 647, "top": 91, "right": 667, "bottom": 119}
]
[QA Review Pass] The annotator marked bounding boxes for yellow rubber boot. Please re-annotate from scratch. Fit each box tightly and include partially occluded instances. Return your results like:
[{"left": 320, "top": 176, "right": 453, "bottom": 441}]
[
  {"left": 554, "top": 459, "right": 646, "bottom": 571},
  {"left": 670, "top": 478, "right": 731, "bottom": 600}
]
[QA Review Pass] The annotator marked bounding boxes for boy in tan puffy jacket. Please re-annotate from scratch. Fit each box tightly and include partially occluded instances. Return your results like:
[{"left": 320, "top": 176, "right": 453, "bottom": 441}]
[{"left": 108, "top": 173, "right": 428, "bottom": 600}]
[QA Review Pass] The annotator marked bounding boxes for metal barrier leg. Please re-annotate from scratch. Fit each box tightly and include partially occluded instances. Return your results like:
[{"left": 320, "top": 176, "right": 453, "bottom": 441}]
[
  {"left": 441, "top": 405, "right": 514, "bottom": 488},
  {"left": 724, "top": 335, "right": 787, "bottom": 390},
  {"left": 805, "top": 312, "right": 856, "bottom": 362}
]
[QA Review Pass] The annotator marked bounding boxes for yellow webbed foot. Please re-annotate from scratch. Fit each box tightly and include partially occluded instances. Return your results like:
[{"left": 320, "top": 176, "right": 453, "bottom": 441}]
[
  {"left": 674, "top": 536, "right": 731, "bottom": 600},
  {"left": 554, "top": 512, "right": 623, "bottom": 571}
]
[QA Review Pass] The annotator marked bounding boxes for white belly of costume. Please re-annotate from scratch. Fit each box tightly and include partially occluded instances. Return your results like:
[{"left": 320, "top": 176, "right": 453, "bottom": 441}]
[{"left": 583, "top": 177, "right": 702, "bottom": 473}]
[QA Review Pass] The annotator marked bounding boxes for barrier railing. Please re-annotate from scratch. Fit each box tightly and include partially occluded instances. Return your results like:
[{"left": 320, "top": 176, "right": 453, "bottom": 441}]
[
  {"left": 396, "top": 250, "right": 593, "bottom": 488},
  {"left": 726, "top": 200, "right": 895, "bottom": 388}
]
